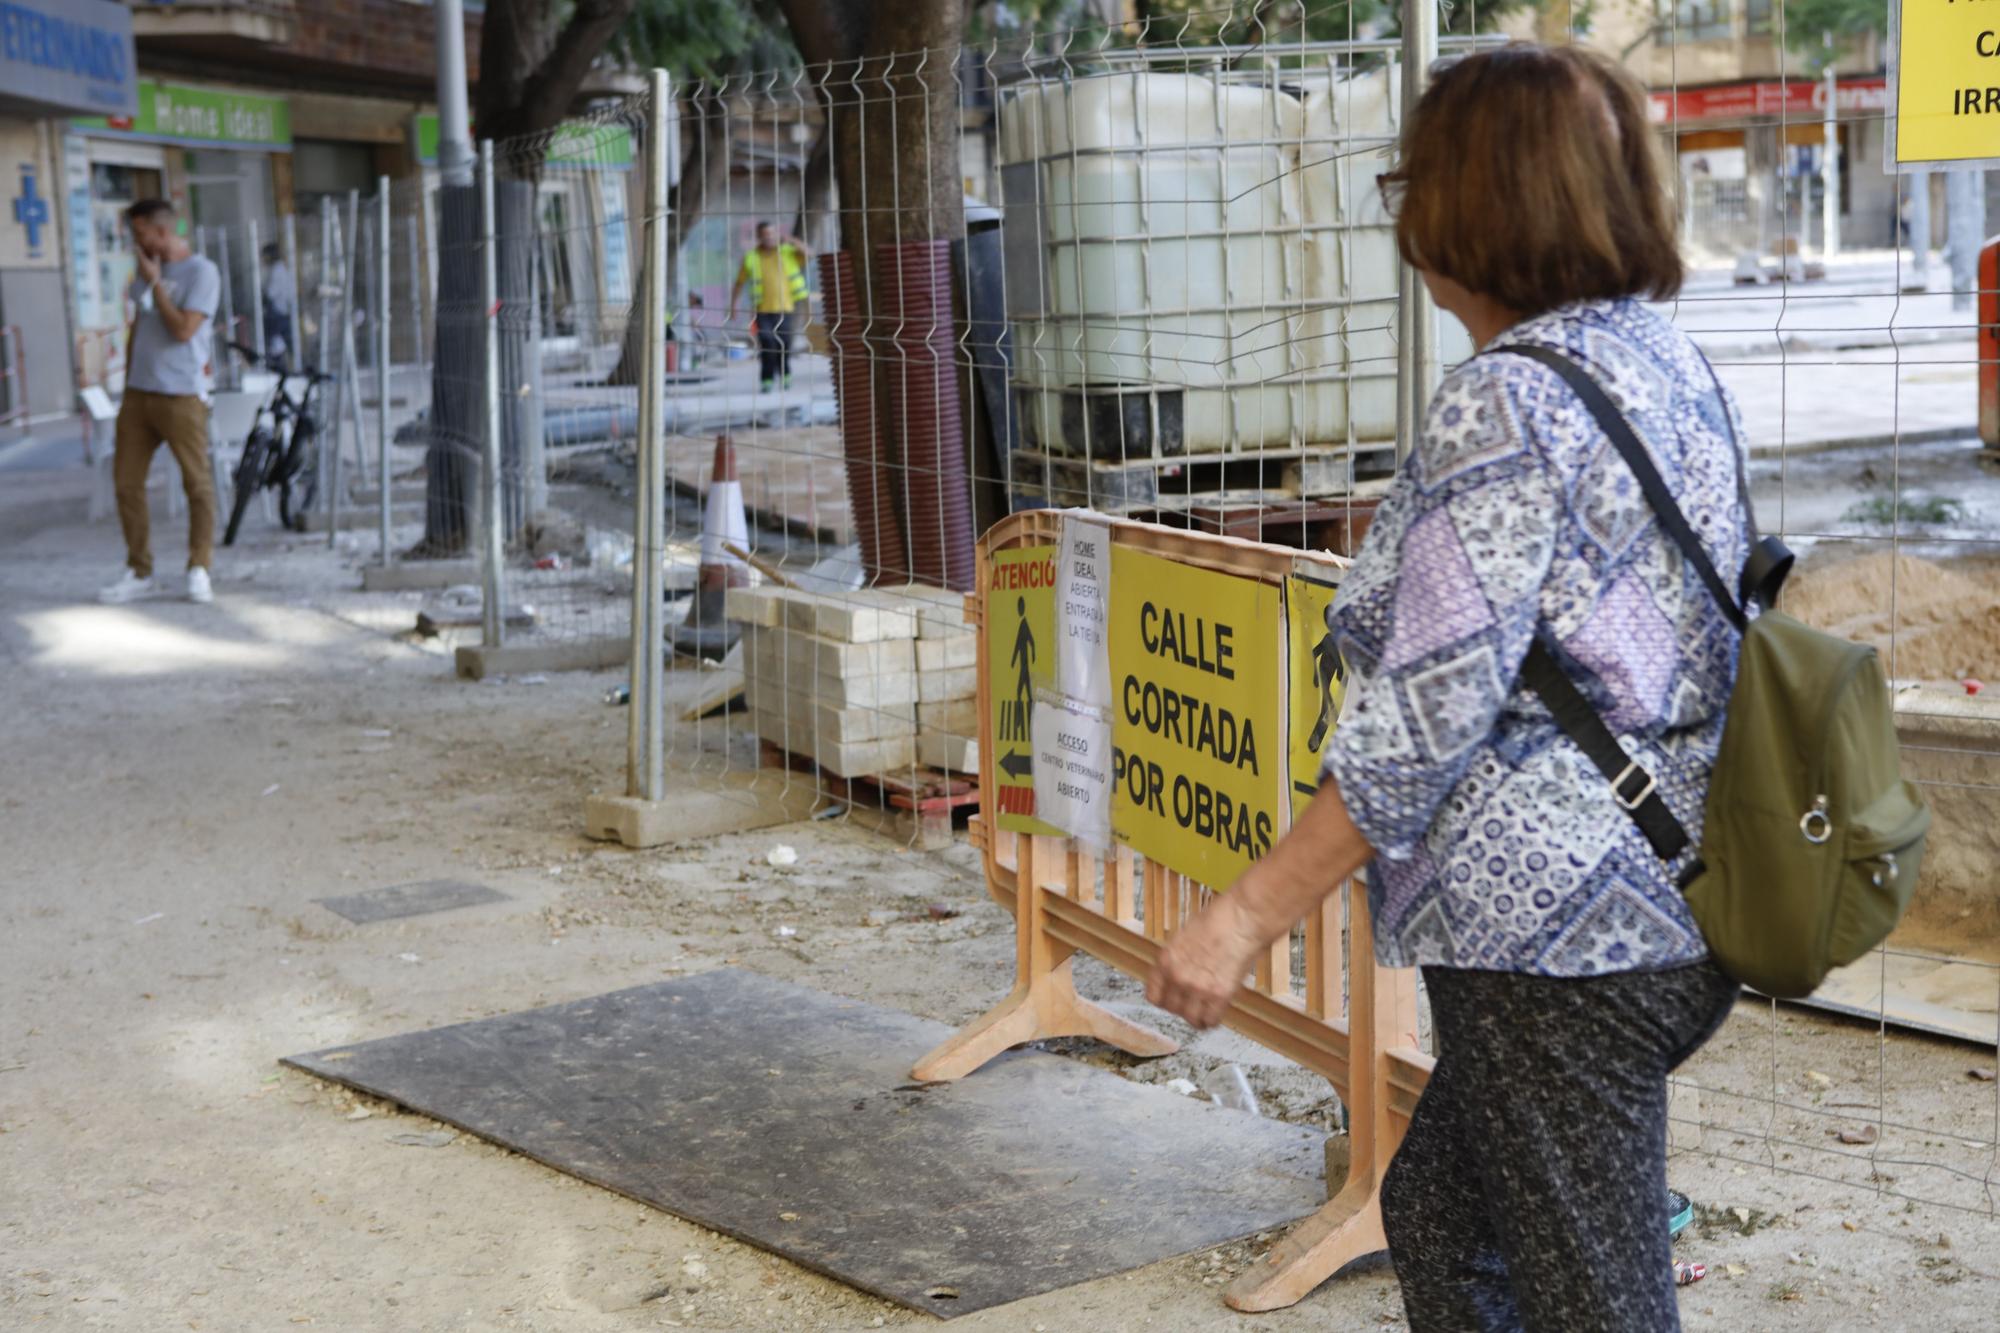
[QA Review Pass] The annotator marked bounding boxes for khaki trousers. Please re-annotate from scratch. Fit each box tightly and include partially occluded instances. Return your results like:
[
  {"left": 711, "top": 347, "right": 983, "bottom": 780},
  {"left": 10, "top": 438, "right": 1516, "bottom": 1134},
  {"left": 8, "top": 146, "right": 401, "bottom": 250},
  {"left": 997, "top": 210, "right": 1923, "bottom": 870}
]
[{"left": 114, "top": 389, "right": 214, "bottom": 579}]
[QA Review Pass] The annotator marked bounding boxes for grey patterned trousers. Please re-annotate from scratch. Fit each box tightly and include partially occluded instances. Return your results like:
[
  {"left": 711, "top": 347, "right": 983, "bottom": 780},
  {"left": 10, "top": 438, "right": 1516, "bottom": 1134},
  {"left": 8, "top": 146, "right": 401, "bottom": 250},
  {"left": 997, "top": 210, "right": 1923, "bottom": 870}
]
[{"left": 1381, "top": 960, "right": 1738, "bottom": 1332}]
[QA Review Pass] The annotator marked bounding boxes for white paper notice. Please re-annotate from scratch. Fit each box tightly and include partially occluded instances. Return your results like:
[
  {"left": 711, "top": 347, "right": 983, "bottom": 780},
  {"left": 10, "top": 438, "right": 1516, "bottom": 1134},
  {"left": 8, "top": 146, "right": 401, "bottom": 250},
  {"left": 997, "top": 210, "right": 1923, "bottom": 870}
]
[
  {"left": 1054, "top": 513, "right": 1112, "bottom": 711},
  {"left": 1031, "top": 691, "right": 1113, "bottom": 851}
]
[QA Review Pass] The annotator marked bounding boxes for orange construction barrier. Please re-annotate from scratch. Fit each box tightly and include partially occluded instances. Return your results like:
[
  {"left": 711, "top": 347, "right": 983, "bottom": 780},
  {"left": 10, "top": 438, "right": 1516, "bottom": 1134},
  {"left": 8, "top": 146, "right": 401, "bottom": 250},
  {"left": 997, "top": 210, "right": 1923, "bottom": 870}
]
[
  {"left": 1980, "top": 234, "right": 1999, "bottom": 450},
  {"left": 915, "top": 508, "right": 1434, "bottom": 1312}
]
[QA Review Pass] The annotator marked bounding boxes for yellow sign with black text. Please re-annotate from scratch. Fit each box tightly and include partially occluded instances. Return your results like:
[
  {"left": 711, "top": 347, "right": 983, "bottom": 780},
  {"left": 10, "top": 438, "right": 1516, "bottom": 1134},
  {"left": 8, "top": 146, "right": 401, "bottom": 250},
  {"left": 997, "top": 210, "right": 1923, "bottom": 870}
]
[
  {"left": 1893, "top": 0, "right": 2000, "bottom": 166},
  {"left": 988, "top": 545, "right": 1060, "bottom": 835},
  {"left": 1286, "top": 572, "right": 1347, "bottom": 822},
  {"left": 1109, "top": 547, "right": 1284, "bottom": 889}
]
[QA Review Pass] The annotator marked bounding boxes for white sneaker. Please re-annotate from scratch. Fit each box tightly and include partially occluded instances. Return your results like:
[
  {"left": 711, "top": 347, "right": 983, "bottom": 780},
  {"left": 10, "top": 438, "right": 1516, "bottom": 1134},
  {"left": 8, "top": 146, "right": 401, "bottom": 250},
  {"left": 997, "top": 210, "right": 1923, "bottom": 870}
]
[
  {"left": 186, "top": 567, "right": 213, "bottom": 604},
  {"left": 98, "top": 570, "right": 155, "bottom": 604}
]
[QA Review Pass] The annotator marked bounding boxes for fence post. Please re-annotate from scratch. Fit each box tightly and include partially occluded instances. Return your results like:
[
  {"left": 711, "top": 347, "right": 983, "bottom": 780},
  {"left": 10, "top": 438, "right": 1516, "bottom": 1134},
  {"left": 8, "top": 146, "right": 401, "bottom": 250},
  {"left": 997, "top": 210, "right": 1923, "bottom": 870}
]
[
  {"left": 377, "top": 175, "right": 394, "bottom": 566},
  {"left": 1395, "top": 0, "right": 1439, "bottom": 462},
  {"left": 318, "top": 196, "right": 336, "bottom": 521},
  {"left": 217, "top": 226, "right": 237, "bottom": 391},
  {"left": 629, "top": 69, "right": 672, "bottom": 801},
  {"left": 405, "top": 212, "right": 426, "bottom": 383},
  {"left": 283, "top": 210, "right": 301, "bottom": 373},
  {"left": 341, "top": 187, "right": 371, "bottom": 496},
  {"left": 480, "top": 139, "right": 507, "bottom": 648},
  {"left": 248, "top": 218, "right": 265, "bottom": 366}
]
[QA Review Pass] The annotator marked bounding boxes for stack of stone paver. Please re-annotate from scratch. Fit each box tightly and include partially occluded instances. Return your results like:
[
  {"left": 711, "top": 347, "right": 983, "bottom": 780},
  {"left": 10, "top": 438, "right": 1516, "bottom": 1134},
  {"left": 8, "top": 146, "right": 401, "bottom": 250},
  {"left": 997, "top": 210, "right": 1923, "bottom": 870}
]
[{"left": 725, "top": 584, "right": 978, "bottom": 781}]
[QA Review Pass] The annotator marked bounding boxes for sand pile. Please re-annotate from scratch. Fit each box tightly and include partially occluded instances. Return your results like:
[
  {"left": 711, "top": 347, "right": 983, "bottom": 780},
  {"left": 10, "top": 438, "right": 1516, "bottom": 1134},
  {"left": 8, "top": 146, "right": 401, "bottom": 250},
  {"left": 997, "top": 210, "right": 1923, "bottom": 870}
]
[{"left": 1781, "top": 550, "right": 2000, "bottom": 684}]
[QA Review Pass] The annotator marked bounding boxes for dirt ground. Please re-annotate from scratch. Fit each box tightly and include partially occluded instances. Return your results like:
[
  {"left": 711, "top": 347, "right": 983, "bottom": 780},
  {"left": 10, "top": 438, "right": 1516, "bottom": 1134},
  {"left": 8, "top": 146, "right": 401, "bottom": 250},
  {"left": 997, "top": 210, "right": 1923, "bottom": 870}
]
[{"left": 4, "top": 466, "right": 1999, "bottom": 1333}]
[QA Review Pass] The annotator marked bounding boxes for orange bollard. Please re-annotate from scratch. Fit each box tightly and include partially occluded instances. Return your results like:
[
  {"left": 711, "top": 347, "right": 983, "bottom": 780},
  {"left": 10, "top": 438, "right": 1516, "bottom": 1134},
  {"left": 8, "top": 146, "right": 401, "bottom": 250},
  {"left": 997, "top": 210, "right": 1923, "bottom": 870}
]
[{"left": 1982, "top": 235, "right": 1999, "bottom": 449}]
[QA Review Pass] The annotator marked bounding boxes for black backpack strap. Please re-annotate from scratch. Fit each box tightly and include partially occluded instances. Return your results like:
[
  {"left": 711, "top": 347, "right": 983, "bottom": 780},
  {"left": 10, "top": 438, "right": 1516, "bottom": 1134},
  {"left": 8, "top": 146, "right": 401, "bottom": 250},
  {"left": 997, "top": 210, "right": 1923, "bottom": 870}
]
[
  {"left": 1520, "top": 641, "right": 1690, "bottom": 861},
  {"left": 1505, "top": 344, "right": 1749, "bottom": 634},
  {"left": 1691, "top": 346, "right": 1795, "bottom": 610}
]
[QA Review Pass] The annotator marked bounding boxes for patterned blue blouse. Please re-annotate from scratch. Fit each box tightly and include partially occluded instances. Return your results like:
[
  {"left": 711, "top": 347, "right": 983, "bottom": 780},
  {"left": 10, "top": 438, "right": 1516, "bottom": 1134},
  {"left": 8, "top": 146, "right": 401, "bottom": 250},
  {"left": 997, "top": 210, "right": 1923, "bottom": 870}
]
[{"left": 1322, "top": 298, "right": 1750, "bottom": 976}]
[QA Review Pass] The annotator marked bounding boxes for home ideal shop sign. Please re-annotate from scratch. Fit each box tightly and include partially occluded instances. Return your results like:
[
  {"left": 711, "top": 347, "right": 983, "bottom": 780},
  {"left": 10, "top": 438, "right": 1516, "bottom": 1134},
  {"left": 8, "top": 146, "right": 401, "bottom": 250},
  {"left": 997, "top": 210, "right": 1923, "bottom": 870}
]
[
  {"left": 75, "top": 80, "right": 290, "bottom": 150},
  {"left": 1889, "top": 0, "right": 2000, "bottom": 168}
]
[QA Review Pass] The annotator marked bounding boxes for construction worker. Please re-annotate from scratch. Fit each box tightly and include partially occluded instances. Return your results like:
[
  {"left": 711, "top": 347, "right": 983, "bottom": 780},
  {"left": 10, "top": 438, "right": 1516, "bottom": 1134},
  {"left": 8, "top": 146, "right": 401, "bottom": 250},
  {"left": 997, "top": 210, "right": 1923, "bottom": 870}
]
[{"left": 728, "top": 221, "right": 810, "bottom": 391}]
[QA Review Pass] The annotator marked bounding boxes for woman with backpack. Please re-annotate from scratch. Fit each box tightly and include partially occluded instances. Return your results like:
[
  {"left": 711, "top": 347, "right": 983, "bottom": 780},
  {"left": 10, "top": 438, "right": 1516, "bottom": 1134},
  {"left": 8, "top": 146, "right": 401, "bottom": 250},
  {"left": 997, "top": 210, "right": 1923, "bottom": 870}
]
[{"left": 1149, "top": 45, "right": 1751, "bottom": 1331}]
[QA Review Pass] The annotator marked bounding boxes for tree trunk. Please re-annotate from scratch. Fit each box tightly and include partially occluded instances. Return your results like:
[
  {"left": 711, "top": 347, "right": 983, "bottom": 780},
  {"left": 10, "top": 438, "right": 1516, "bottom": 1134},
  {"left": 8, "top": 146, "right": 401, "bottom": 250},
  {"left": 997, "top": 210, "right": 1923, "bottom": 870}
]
[
  {"left": 786, "top": 0, "right": 969, "bottom": 580},
  {"left": 414, "top": 185, "right": 480, "bottom": 556},
  {"left": 411, "top": 177, "right": 540, "bottom": 557},
  {"left": 414, "top": 0, "right": 632, "bottom": 552}
]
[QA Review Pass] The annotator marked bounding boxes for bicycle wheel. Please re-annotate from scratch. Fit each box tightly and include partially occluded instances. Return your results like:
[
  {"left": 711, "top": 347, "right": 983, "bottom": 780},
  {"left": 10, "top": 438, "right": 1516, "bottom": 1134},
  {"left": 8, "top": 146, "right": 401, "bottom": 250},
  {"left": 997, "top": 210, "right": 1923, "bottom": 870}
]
[
  {"left": 223, "top": 433, "right": 272, "bottom": 546},
  {"left": 278, "top": 419, "right": 320, "bottom": 532}
]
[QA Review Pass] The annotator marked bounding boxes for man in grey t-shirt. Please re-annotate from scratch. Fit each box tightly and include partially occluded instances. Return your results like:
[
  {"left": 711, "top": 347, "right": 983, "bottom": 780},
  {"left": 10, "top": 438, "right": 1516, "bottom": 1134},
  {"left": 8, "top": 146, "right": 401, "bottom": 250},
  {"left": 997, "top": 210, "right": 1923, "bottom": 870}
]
[{"left": 100, "top": 198, "right": 222, "bottom": 605}]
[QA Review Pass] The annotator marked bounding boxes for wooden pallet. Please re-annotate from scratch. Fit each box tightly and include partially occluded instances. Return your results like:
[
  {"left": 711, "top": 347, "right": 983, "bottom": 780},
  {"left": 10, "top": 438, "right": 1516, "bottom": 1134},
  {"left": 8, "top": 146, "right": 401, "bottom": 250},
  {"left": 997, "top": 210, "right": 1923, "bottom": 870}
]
[
  {"left": 1007, "top": 442, "right": 1395, "bottom": 511},
  {"left": 1125, "top": 495, "right": 1384, "bottom": 557},
  {"left": 758, "top": 740, "right": 981, "bottom": 847}
]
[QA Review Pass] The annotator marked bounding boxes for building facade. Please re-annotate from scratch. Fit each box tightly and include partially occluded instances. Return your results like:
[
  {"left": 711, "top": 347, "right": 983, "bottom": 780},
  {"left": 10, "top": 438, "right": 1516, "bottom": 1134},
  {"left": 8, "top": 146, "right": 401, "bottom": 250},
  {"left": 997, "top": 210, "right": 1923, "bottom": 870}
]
[
  {"left": 1516, "top": 0, "right": 1902, "bottom": 258},
  {"left": 1, "top": 0, "right": 137, "bottom": 420},
  {"left": 1, "top": 0, "right": 511, "bottom": 412}
]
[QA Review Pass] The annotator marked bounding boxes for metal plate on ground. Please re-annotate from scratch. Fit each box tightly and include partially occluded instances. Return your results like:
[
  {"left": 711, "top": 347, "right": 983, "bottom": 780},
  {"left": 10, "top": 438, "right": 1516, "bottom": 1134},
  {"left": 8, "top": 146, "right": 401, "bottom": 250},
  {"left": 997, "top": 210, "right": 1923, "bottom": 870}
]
[
  {"left": 284, "top": 969, "right": 1327, "bottom": 1318},
  {"left": 315, "top": 879, "right": 509, "bottom": 924}
]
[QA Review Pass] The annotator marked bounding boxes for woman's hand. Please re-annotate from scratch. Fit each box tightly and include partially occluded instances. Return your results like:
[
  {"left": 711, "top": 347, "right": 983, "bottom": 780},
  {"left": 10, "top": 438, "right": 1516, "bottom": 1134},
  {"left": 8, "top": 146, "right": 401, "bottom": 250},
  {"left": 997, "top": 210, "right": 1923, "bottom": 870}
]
[
  {"left": 1145, "top": 777, "right": 1376, "bottom": 1032},
  {"left": 1146, "top": 885, "right": 1268, "bottom": 1031}
]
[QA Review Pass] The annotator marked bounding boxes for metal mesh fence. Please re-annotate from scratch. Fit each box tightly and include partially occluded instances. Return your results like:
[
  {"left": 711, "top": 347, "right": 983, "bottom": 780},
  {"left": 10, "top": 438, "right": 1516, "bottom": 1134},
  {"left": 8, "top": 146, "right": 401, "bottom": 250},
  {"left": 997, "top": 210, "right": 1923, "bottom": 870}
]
[
  {"left": 645, "top": 3, "right": 2000, "bottom": 1226},
  {"left": 206, "top": 0, "right": 1989, "bottom": 1233}
]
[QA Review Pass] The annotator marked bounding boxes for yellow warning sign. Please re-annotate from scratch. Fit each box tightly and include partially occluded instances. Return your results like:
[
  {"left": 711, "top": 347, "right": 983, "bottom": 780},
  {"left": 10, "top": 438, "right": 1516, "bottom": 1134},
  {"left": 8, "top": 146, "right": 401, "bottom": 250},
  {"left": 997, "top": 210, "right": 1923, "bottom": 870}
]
[
  {"left": 1109, "top": 547, "right": 1284, "bottom": 889},
  {"left": 1893, "top": 0, "right": 2000, "bottom": 166},
  {"left": 1286, "top": 572, "right": 1347, "bottom": 822},
  {"left": 988, "top": 545, "right": 1060, "bottom": 834}
]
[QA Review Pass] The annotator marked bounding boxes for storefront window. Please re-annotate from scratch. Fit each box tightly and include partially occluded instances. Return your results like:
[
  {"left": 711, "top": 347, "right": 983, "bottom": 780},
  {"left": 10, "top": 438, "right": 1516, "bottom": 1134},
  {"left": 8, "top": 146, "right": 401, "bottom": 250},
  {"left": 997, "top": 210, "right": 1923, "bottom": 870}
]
[{"left": 87, "top": 161, "right": 162, "bottom": 331}]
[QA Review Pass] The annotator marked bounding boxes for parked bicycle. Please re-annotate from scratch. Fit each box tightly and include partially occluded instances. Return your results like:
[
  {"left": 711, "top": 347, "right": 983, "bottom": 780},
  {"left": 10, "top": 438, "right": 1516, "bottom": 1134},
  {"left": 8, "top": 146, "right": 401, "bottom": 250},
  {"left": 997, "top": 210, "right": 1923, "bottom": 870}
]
[{"left": 222, "top": 342, "right": 334, "bottom": 545}]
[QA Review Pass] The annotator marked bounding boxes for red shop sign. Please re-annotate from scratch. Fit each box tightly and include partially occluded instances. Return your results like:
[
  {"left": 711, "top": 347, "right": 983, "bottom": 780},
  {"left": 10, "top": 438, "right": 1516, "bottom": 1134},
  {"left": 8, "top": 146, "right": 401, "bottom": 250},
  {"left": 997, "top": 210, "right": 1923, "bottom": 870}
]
[{"left": 1648, "top": 77, "right": 1888, "bottom": 126}]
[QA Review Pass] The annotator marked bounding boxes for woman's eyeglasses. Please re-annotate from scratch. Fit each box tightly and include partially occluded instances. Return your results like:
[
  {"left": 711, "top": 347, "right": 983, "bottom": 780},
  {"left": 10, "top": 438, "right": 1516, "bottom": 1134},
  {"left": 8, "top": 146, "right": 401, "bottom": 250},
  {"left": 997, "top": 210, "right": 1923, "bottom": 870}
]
[{"left": 1376, "top": 172, "right": 1406, "bottom": 218}]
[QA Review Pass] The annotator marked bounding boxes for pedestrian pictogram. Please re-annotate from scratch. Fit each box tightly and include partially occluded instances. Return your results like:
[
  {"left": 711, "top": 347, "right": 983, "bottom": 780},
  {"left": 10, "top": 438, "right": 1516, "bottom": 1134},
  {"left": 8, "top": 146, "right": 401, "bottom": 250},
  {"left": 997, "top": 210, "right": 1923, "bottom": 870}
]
[
  {"left": 1286, "top": 571, "right": 1347, "bottom": 820},
  {"left": 987, "top": 545, "right": 1059, "bottom": 833}
]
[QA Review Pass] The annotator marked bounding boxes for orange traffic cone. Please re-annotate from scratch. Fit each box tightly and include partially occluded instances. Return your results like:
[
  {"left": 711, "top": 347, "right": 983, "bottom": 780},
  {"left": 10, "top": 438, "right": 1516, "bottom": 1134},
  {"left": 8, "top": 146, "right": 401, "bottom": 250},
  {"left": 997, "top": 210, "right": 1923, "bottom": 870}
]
[{"left": 673, "top": 434, "right": 750, "bottom": 659}]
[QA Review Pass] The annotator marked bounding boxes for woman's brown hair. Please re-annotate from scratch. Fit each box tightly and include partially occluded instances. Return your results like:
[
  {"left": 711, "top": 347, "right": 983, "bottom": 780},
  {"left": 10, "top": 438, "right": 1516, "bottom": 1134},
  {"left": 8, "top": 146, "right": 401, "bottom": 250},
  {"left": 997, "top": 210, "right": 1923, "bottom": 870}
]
[{"left": 1381, "top": 44, "right": 1683, "bottom": 313}]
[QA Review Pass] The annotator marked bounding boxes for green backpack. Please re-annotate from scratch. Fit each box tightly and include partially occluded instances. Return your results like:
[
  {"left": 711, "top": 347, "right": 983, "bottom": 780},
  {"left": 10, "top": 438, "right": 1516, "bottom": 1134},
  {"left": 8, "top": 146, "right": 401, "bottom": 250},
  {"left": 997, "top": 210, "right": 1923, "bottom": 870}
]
[{"left": 1507, "top": 347, "right": 1931, "bottom": 999}]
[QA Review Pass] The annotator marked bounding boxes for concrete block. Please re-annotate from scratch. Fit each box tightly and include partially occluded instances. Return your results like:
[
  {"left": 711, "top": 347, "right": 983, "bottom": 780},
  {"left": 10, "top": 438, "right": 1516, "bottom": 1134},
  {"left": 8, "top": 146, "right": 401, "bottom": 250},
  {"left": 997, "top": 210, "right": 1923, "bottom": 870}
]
[
  {"left": 583, "top": 787, "right": 791, "bottom": 849},
  {"left": 915, "top": 634, "right": 978, "bottom": 672},
  {"left": 782, "top": 591, "right": 916, "bottom": 643},
  {"left": 785, "top": 632, "right": 916, "bottom": 679},
  {"left": 361, "top": 559, "right": 481, "bottom": 592},
  {"left": 918, "top": 666, "right": 978, "bottom": 703},
  {"left": 724, "top": 586, "right": 787, "bottom": 627},
  {"left": 454, "top": 635, "right": 628, "bottom": 680},
  {"left": 812, "top": 670, "right": 919, "bottom": 710},
  {"left": 300, "top": 503, "right": 425, "bottom": 533},
  {"left": 918, "top": 697, "right": 980, "bottom": 735},
  {"left": 755, "top": 711, "right": 916, "bottom": 776},
  {"left": 754, "top": 695, "right": 915, "bottom": 744},
  {"left": 918, "top": 730, "right": 979, "bottom": 773},
  {"left": 745, "top": 648, "right": 918, "bottom": 709},
  {"left": 875, "top": 583, "right": 972, "bottom": 638}
]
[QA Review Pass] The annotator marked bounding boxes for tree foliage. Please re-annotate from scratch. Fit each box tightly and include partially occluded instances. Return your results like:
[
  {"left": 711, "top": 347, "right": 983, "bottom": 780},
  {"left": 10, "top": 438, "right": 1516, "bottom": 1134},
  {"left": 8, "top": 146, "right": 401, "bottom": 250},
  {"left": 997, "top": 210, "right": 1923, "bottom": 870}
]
[
  {"left": 1779, "top": 0, "right": 1885, "bottom": 68},
  {"left": 971, "top": 0, "right": 1547, "bottom": 46},
  {"left": 609, "top": 0, "right": 794, "bottom": 83}
]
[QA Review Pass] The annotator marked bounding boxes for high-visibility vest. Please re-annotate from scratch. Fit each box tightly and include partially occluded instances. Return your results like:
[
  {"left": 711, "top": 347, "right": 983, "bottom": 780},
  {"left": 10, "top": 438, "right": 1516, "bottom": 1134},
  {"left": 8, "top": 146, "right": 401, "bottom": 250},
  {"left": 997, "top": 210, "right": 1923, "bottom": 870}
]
[{"left": 740, "top": 243, "right": 809, "bottom": 309}]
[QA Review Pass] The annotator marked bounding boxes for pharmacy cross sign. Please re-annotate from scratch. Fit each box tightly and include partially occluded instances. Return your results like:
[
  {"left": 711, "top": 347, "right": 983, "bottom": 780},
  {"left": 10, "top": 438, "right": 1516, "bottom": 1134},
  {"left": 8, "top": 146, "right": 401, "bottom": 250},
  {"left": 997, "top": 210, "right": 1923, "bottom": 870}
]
[{"left": 13, "top": 167, "right": 50, "bottom": 255}]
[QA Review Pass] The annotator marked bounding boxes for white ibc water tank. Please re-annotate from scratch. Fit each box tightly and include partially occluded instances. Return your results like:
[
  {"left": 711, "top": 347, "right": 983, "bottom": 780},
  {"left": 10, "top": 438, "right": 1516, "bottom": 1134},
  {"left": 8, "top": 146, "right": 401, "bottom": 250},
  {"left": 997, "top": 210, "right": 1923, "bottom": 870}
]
[{"left": 999, "top": 65, "right": 1465, "bottom": 459}]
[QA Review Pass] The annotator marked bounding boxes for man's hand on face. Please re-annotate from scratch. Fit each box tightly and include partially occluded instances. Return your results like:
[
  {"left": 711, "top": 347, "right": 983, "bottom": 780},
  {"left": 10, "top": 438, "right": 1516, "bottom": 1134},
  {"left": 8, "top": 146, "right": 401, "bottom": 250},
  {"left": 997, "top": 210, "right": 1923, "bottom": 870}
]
[{"left": 134, "top": 245, "right": 161, "bottom": 288}]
